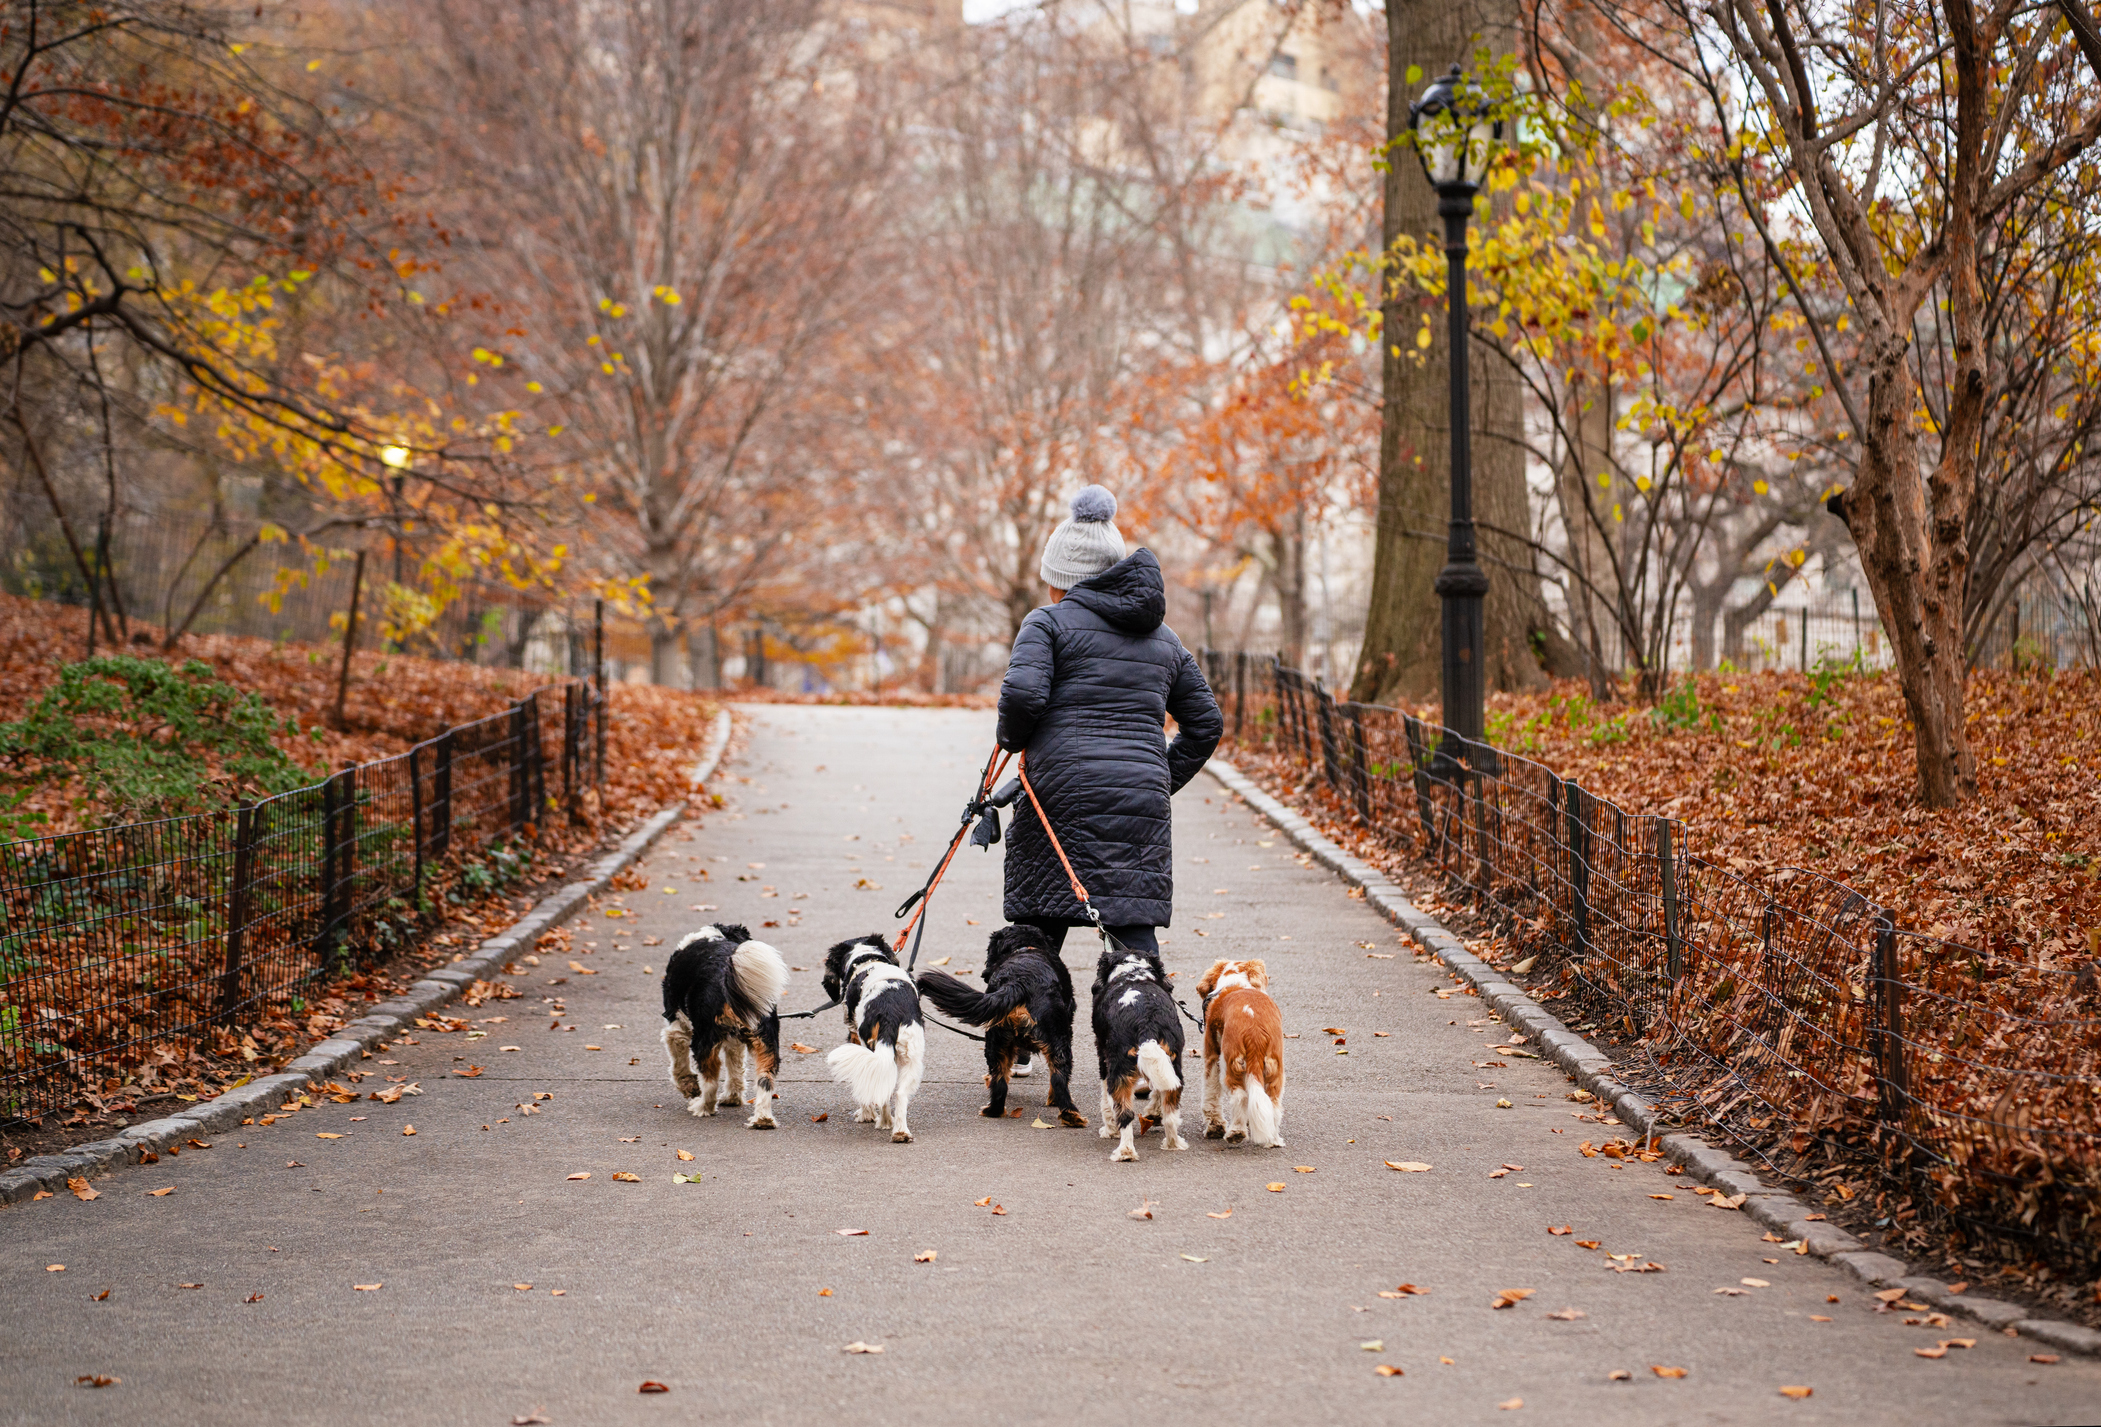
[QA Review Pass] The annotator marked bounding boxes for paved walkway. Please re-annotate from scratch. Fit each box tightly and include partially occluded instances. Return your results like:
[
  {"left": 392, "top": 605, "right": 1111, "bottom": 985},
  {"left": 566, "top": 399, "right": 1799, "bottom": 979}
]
[{"left": 4, "top": 705, "right": 2094, "bottom": 1425}]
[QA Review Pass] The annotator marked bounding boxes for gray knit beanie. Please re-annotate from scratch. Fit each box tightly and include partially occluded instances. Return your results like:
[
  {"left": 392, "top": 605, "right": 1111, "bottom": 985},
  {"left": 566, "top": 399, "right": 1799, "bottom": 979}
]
[{"left": 1039, "top": 485, "right": 1126, "bottom": 589}]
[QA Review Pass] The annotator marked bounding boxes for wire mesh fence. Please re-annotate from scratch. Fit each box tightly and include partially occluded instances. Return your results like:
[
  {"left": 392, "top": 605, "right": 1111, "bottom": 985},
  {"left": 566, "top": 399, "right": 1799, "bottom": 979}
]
[
  {"left": 1206, "top": 649, "right": 2101, "bottom": 1268},
  {"left": 0, "top": 681, "right": 606, "bottom": 1123}
]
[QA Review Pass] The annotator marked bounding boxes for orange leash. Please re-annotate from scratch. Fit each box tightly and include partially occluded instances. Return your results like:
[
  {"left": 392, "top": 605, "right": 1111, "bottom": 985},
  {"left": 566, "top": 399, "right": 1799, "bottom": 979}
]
[{"left": 1015, "top": 753, "right": 1096, "bottom": 922}]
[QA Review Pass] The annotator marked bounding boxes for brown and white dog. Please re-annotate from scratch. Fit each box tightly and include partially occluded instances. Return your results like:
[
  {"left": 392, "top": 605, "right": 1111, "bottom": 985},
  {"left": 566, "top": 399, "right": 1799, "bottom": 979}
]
[{"left": 1195, "top": 958, "right": 1285, "bottom": 1148}]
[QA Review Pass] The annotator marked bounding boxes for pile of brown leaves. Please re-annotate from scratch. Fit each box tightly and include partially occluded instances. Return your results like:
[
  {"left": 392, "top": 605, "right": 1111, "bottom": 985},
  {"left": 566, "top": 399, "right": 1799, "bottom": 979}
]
[{"left": 1474, "top": 668, "right": 2100, "bottom": 963}]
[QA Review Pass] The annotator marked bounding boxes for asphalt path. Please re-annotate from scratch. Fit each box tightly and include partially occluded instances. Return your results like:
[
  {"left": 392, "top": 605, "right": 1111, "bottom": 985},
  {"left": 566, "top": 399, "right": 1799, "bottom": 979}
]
[{"left": 3, "top": 704, "right": 2095, "bottom": 1425}]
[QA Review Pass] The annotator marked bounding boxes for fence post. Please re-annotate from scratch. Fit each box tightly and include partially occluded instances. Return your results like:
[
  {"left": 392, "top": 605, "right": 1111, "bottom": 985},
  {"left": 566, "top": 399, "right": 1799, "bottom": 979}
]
[
  {"left": 1659, "top": 818, "right": 1682, "bottom": 984},
  {"left": 1314, "top": 684, "right": 1342, "bottom": 788},
  {"left": 1873, "top": 910, "right": 1909, "bottom": 1132},
  {"left": 1347, "top": 705, "right": 1373, "bottom": 824},
  {"left": 1760, "top": 901, "right": 1783, "bottom": 1011},
  {"left": 526, "top": 690, "right": 546, "bottom": 832},
  {"left": 563, "top": 684, "right": 580, "bottom": 819},
  {"left": 1800, "top": 606, "right": 1809, "bottom": 672},
  {"left": 432, "top": 726, "right": 454, "bottom": 860},
  {"left": 408, "top": 742, "right": 424, "bottom": 906},
  {"left": 336, "top": 763, "right": 359, "bottom": 961},
  {"left": 312, "top": 772, "right": 339, "bottom": 963},
  {"left": 1233, "top": 652, "right": 1247, "bottom": 741},
  {"left": 594, "top": 681, "right": 606, "bottom": 793},
  {"left": 1566, "top": 781, "right": 1591, "bottom": 958},
  {"left": 217, "top": 801, "right": 260, "bottom": 1023},
  {"left": 509, "top": 701, "right": 529, "bottom": 838}
]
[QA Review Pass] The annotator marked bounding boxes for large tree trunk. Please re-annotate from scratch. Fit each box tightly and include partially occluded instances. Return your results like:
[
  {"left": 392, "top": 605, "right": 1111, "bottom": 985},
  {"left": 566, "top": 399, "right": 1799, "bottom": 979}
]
[{"left": 1352, "top": 0, "right": 1544, "bottom": 710}]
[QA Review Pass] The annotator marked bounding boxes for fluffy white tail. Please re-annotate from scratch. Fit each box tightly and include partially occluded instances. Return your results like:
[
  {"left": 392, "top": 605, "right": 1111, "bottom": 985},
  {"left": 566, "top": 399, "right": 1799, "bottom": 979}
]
[
  {"left": 731, "top": 939, "right": 790, "bottom": 1016},
  {"left": 1243, "top": 1073, "right": 1280, "bottom": 1147},
  {"left": 827, "top": 1039, "right": 900, "bottom": 1111},
  {"left": 1135, "top": 1040, "right": 1180, "bottom": 1100}
]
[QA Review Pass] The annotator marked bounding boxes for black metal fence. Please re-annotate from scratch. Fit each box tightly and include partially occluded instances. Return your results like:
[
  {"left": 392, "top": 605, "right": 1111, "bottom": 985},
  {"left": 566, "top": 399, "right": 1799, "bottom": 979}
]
[
  {"left": 0, "top": 681, "right": 606, "bottom": 1122},
  {"left": 1206, "top": 650, "right": 2101, "bottom": 1267}
]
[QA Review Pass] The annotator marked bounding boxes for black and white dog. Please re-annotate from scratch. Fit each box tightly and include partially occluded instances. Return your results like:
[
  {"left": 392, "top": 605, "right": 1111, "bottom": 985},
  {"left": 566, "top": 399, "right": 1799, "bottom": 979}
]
[
  {"left": 917, "top": 924, "right": 1087, "bottom": 1127},
  {"left": 1090, "top": 943, "right": 1188, "bottom": 1161},
  {"left": 659, "top": 923, "right": 789, "bottom": 1128},
  {"left": 820, "top": 934, "right": 927, "bottom": 1143}
]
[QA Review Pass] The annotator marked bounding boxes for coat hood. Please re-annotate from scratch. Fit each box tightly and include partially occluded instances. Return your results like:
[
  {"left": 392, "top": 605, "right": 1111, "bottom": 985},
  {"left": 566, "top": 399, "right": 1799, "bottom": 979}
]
[{"left": 1065, "top": 548, "right": 1166, "bottom": 634}]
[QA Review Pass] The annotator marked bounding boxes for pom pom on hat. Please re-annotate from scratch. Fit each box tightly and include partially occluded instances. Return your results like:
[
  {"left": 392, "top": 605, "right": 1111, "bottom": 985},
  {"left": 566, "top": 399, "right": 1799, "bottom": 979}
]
[{"left": 1070, "top": 484, "right": 1117, "bottom": 523}]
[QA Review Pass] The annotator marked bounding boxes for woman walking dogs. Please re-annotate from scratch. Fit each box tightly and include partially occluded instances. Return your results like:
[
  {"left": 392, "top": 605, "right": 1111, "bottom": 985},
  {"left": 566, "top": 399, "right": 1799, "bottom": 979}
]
[{"left": 995, "top": 484, "right": 1223, "bottom": 970}]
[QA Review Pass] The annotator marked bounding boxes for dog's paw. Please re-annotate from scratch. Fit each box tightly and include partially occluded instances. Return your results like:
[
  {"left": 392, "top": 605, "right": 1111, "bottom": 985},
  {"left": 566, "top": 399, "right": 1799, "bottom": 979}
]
[
  {"left": 1165, "top": 1133, "right": 1188, "bottom": 1151},
  {"left": 1097, "top": 1122, "right": 1116, "bottom": 1138},
  {"left": 686, "top": 1096, "right": 712, "bottom": 1118},
  {"left": 1224, "top": 1127, "right": 1246, "bottom": 1145},
  {"left": 1011, "top": 1060, "right": 1031, "bottom": 1077},
  {"left": 1058, "top": 1109, "right": 1089, "bottom": 1128},
  {"left": 745, "top": 1113, "right": 778, "bottom": 1130},
  {"left": 1110, "top": 1144, "right": 1138, "bottom": 1162},
  {"left": 1204, "top": 1123, "right": 1226, "bottom": 1140},
  {"left": 979, "top": 1105, "right": 1005, "bottom": 1119},
  {"left": 890, "top": 1129, "right": 913, "bottom": 1143},
  {"left": 717, "top": 1092, "right": 744, "bottom": 1107}
]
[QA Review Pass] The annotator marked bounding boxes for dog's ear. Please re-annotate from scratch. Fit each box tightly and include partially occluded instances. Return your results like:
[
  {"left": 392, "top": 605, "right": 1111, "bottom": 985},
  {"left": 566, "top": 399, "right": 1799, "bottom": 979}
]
[
  {"left": 715, "top": 923, "right": 753, "bottom": 944},
  {"left": 1195, "top": 959, "right": 1225, "bottom": 998},
  {"left": 1242, "top": 958, "right": 1268, "bottom": 989}
]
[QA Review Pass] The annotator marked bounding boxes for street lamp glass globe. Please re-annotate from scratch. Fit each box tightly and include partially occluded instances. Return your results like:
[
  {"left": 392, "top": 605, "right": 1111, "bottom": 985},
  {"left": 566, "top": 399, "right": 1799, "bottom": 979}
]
[{"left": 1410, "top": 63, "right": 1501, "bottom": 189}]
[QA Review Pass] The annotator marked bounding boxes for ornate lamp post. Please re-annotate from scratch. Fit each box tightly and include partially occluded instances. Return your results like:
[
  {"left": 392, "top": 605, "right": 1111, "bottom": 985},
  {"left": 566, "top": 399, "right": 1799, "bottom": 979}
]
[{"left": 1410, "top": 63, "right": 1502, "bottom": 761}]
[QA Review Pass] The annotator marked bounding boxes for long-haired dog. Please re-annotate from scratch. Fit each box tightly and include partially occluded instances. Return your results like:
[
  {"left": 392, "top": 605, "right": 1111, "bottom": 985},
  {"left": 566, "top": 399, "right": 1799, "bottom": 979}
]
[
  {"left": 1195, "top": 958, "right": 1286, "bottom": 1148},
  {"left": 659, "top": 923, "right": 789, "bottom": 1128},
  {"left": 820, "top": 934, "right": 927, "bottom": 1143},
  {"left": 917, "top": 924, "right": 1087, "bottom": 1127},
  {"left": 1090, "top": 943, "right": 1188, "bottom": 1161}
]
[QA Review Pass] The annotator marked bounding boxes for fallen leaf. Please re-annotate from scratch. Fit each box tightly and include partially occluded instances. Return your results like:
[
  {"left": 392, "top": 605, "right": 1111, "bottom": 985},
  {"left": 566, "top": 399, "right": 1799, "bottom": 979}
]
[
  {"left": 1205, "top": 1207, "right": 1232, "bottom": 1220},
  {"left": 836, "top": 1228, "right": 870, "bottom": 1236},
  {"left": 1180, "top": 1255, "right": 1209, "bottom": 1263},
  {"left": 914, "top": 1250, "right": 938, "bottom": 1263},
  {"left": 810, "top": 1113, "right": 828, "bottom": 1123},
  {"left": 1649, "top": 1194, "right": 1674, "bottom": 1200},
  {"left": 1741, "top": 1277, "right": 1770, "bottom": 1288},
  {"left": 843, "top": 1342, "right": 884, "bottom": 1354},
  {"left": 1652, "top": 1365, "right": 1688, "bottom": 1378},
  {"left": 1809, "top": 1315, "right": 1832, "bottom": 1322},
  {"left": 1713, "top": 1287, "right": 1750, "bottom": 1296},
  {"left": 354, "top": 1283, "right": 382, "bottom": 1291},
  {"left": 1497, "top": 1398, "right": 1522, "bottom": 1411},
  {"left": 1294, "top": 1165, "right": 1316, "bottom": 1173},
  {"left": 2030, "top": 1354, "right": 2061, "bottom": 1365},
  {"left": 315, "top": 1132, "right": 344, "bottom": 1139},
  {"left": 75, "top": 1375, "right": 119, "bottom": 1388},
  {"left": 818, "top": 1288, "right": 833, "bottom": 1296},
  {"left": 1360, "top": 1339, "right": 1384, "bottom": 1351},
  {"left": 1547, "top": 1225, "right": 1573, "bottom": 1235},
  {"left": 931, "top": 956, "right": 951, "bottom": 966},
  {"left": 1914, "top": 1346, "right": 1947, "bottom": 1359},
  {"left": 187, "top": 1139, "right": 211, "bottom": 1149},
  {"left": 245, "top": 1293, "right": 263, "bottom": 1303},
  {"left": 46, "top": 1264, "right": 64, "bottom": 1272},
  {"left": 1545, "top": 1307, "right": 1586, "bottom": 1320},
  {"left": 638, "top": 1380, "right": 670, "bottom": 1392},
  {"left": 567, "top": 1173, "right": 590, "bottom": 1181},
  {"left": 1778, "top": 1386, "right": 1812, "bottom": 1400},
  {"left": 402, "top": 1126, "right": 416, "bottom": 1136},
  {"left": 1608, "top": 1370, "right": 1631, "bottom": 1381},
  {"left": 1128, "top": 1200, "right": 1155, "bottom": 1221},
  {"left": 1031, "top": 1117, "right": 1053, "bottom": 1128},
  {"left": 1492, "top": 1288, "right": 1535, "bottom": 1309},
  {"left": 512, "top": 1414, "right": 551, "bottom": 1426},
  {"left": 974, "top": 1197, "right": 992, "bottom": 1207},
  {"left": 790, "top": 1043, "right": 819, "bottom": 1055},
  {"left": 990, "top": 1204, "right": 1006, "bottom": 1215},
  {"left": 67, "top": 1177, "right": 99, "bottom": 1201},
  {"left": 148, "top": 1186, "right": 175, "bottom": 1197},
  {"left": 514, "top": 1283, "right": 533, "bottom": 1291},
  {"left": 1385, "top": 1161, "right": 1432, "bottom": 1173},
  {"left": 676, "top": 1149, "right": 694, "bottom": 1161},
  {"left": 612, "top": 1171, "right": 641, "bottom": 1183},
  {"left": 1874, "top": 1287, "right": 1908, "bottom": 1303},
  {"left": 671, "top": 1173, "right": 699, "bottom": 1184},
  {"left": 1575, "top": 1239, "right": 1601, "bottom": 1250},
  {"left": 1374, "top": 1364, "right": 1403, "bottom": 1377},
  {"left": 1266, "top": 1182, "right": 1286, "bottom": 1192}
]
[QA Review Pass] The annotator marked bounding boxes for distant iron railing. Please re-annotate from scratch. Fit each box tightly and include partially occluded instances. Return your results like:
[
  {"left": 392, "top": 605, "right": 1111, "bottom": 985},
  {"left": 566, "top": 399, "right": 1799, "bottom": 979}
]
[
  {"left": 1205, "top": 649, "right": 2101, "bottom": 1270},
  {"left": 0, "top": 681, "right": 607, "bottom": 1123}
]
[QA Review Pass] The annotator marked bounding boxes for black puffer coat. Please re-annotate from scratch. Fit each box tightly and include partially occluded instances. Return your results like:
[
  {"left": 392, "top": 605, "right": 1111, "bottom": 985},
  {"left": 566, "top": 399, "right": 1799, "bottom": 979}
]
[{"left": 996, "top": 549, "right": 1222, "bottom": 928}]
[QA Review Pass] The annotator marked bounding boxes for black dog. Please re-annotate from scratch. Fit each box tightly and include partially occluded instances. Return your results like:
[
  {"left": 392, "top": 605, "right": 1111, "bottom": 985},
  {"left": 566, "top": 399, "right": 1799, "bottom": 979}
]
[
  {"left": 660, "top": 923, "right": 789, "bottom": 1128},
  {"left": 917, "top": 924, "right": 1087, "bottom": 1126},
  {"left": 1090, "top": 943, "right": 1188, "bottom": 1161},
  {"left": 820, "top": 935, "right": 927, "bottom": 1142}
]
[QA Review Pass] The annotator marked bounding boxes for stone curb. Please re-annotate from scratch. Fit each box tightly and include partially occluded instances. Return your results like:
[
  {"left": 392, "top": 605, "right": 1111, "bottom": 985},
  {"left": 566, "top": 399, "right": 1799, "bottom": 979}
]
[
  {"left": 0, "top": 708, "right": 734, "bottom": 1211},
  {"left": 1202, "top": 756, "right": 2100, "bottom": 1358}
]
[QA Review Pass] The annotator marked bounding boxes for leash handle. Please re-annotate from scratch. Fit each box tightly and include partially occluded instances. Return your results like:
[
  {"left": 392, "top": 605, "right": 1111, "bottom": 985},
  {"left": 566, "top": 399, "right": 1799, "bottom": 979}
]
[{"left": 892, "top": 746, "right": 1012, "bottom": 968}]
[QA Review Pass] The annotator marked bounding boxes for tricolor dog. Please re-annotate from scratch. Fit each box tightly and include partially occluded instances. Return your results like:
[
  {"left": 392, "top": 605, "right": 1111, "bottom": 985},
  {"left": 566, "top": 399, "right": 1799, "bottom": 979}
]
[
  {"left": 820, "top": 934, "right": 927, "bottom": 1143},
  {"left": 917, "top": 924, "right": 1087, "bottom": 1126},
  {"left": 1195, "top": 958, "right": 1285, "bottom": 1147},
  {"left": 1090, "top": 942, "right": 1187, "bottom": 1161},
  {"left": 659, "top": 923, "right": 789, "bottom": 1127}
]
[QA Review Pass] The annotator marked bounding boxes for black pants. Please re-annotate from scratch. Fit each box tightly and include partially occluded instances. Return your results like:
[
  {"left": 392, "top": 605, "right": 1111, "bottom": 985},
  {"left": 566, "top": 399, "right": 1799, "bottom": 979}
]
[{"left": 1015, "top": 918, "right": 1159, "bottom": 958}]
